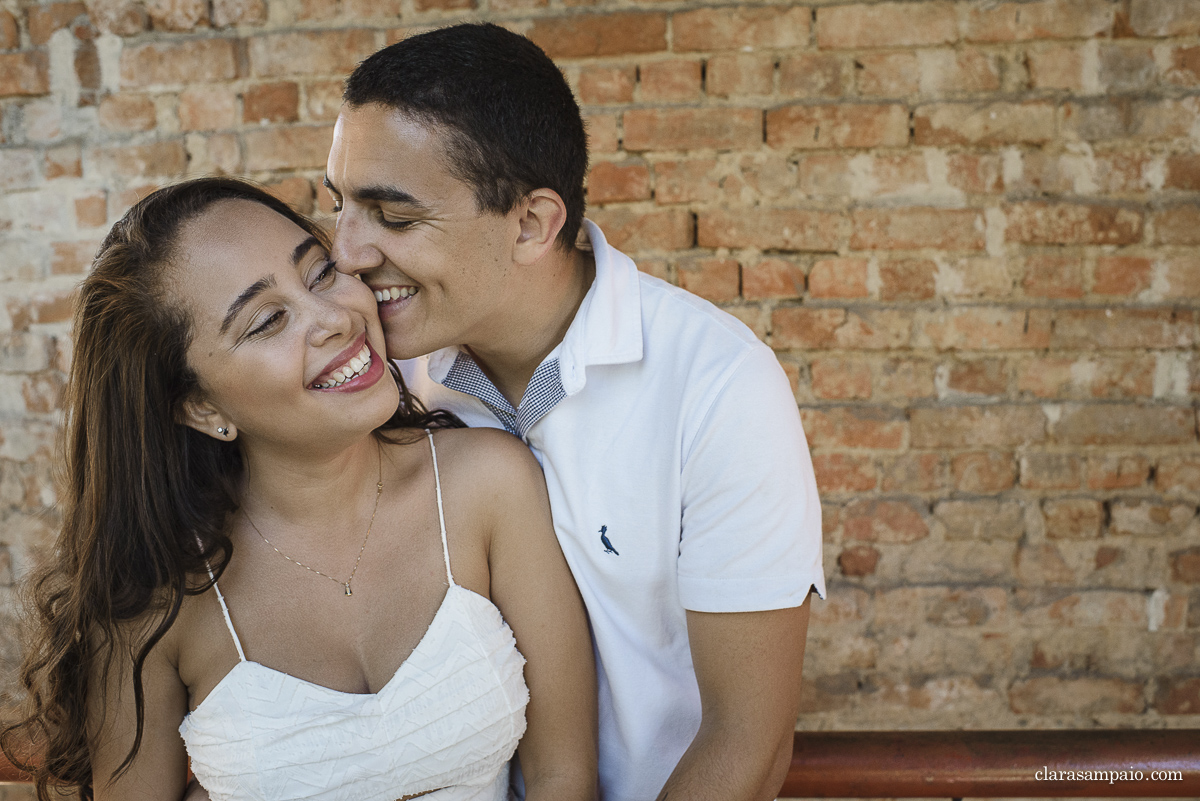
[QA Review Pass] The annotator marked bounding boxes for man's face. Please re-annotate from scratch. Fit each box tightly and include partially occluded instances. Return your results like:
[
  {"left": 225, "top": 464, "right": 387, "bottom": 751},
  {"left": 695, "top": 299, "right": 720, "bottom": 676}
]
[{"left": 325, "top": 104, "right": 521, "bottom": 361}]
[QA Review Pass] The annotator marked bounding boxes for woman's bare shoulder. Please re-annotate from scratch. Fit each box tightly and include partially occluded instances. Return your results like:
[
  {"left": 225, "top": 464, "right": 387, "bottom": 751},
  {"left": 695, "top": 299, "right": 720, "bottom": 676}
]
[{"left": 428, "top": 427, "right": 546, "bottom": 499}]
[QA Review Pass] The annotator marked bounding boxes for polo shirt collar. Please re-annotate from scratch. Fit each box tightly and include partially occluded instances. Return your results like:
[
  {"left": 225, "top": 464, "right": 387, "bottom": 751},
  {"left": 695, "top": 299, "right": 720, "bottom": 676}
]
[{"left": 424, "top": 218, "right": 644, "bottom": 396}]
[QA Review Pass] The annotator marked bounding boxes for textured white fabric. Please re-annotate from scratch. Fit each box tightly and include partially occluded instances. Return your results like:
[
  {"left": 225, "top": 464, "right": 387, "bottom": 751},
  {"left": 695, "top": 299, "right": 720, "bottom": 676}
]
[{"left": 180, "top": 433, "right": 529, "bottom": 801}]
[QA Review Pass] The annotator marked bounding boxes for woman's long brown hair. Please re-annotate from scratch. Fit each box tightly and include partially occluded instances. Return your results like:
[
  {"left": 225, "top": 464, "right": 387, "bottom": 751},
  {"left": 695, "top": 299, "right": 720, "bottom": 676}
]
[{"left": 0, "top": 177, "right": 460, "bottom": 800}]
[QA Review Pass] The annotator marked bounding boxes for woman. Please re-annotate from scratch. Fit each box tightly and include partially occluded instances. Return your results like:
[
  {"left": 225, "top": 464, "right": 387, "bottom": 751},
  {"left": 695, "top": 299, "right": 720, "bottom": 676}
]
[{"left": 2, "top": 177, "right": 597, "bottom": 801}]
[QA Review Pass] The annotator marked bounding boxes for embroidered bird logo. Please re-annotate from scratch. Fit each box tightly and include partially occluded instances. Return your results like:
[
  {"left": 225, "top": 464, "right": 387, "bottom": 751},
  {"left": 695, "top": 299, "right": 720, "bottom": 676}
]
[{"left": 599, "top": 525, "right": 619, "bottom": 555}]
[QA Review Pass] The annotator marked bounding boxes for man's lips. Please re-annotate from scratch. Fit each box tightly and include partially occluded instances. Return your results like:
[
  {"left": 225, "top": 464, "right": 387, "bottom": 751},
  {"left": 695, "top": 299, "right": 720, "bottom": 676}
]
[{"left": 372, "top": 285, "right": 419, "bottom": 303}]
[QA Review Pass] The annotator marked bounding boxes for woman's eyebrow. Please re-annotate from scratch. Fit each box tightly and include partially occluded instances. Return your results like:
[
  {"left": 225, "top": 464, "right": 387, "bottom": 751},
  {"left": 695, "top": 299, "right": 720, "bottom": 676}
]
[{"left": 220, "top": 274, "right": 277, "bottom": 335}]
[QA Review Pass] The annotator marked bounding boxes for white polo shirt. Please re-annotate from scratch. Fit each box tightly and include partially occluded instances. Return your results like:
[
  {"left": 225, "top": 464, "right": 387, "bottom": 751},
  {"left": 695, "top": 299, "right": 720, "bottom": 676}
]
[{"left": 398, "top": 219, "right": 826, "bottom": 801}]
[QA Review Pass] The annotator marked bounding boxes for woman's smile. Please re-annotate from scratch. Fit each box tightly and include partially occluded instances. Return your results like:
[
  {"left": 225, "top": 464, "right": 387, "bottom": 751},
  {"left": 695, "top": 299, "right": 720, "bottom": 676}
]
[{"left": 310, "top": 337, "right": 385, "bottom": 392}]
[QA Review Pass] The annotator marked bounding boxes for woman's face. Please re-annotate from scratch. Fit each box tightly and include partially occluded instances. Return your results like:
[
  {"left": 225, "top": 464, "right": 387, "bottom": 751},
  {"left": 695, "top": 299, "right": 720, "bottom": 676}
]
[{"left": 172, "top": 199, "right": 399, "bottom": 454}]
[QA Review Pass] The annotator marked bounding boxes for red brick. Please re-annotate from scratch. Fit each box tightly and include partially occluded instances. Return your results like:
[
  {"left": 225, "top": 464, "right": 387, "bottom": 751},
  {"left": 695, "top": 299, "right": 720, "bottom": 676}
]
[
  {"left": 244, "top": 81, "right": 299, "bottom": 125},
  {"left": 795, "top": 152, "right": 855, "bottom": 199},
  {"left": 638, "top": 59, "right": 700, "bottom": 102},
  {"left": 587, "top": 161, "right": 650, "bottom": 205},
  {"left": 1154, "top": 204, "right": 1200, "bottom": 246},
  {"left": 1093, "top": 546, "right": 1121, "bottom": 571},
  {"left": 528, "top": 13, "right": 666, "bottom": 59},
  {"left": 27, "top": 2, "right": 87, "bottom": 45},
  {"left": 706, "top": 54, "right": 773, "bottom": 98},
  {"left": 1110, "top": 500, "right": 1194, "bottom": 537},
  {"left": 919, "top": 48, "right": 1002, "bottom": 96},
  {"left": 808, "top": 258, "right": 868, "bottom": 299},
  {"left": 87, "top": 0, "right": 148, "bottom": 35},
  {"left": 577, "top": 65, "right": 634, "bottom": 104},
  {"left": 8, "top": 290, "right": 74, "bottom": 329},
  {"left": 817, "top": 2, "right": 958, "bottom": 49},
  {"left": 742, "top": 258, "right": 804, "bottom": 301},
  {"left": 800, "top": 406, "right": 907, "bottom": 450},
  {"left": 1158, "top": 256, "right": 1200, "bottom": 300},
  {"left": 1043, "top": 499, "right": 1104, "bottom": 539},
  {"left": 699, "top": 209, "right": 845, "bottom": 252},
  {"left": 1021, "top": 254, "right": 1083, "bottom": 299},
  {"left": 937, "top": 499, "right": 1024, "bottom": 540},
  {"left": 51, "top": 240, "right": 98, "bottom": 274},
  {"left": 811, "top": 358, "right": 872, "bottom": 400},
  {"left": 624, "top": 107, "right": 760, "bottom": 151},
  {"left": 1015, "top": 543, "right": 1075, "bottom": 585},
  {"left": 584, "top": 113, "right": 619, "bottom": 154},
  {"left": 767, "top": 104, "right": 909, "bottom": 150},
  {"left": 1006, "top": 202, "right": 1144, "bottom": 246},
  {"left": 812, "top": 453, "right": 877, "bottom": 492},
  {"left": 260, "top": 176, "right": 313, "bottom": 214},
  {"left": 0, "top": 11, "right": 16, "bottom": 50},
  {"left": 1130, "top": 0, "right": 1200, "bottom": 36},
  {"left": 838, "top": 545, "right": 880, "bottom": 577},
  {"left": 945, "top": 359, "right": 1007, "bottom": 396},
  {"left": 303, "top": 79, "right": 343, "bottom": 122},
  {"left": 1170, "top": 547, "right": 1200, "bottom": 582},
  {"left": 851, "top": 208, "right": 986, "bottom": 252},
  {"left": 876, "top": 359, "right": 935, "bottom": 399},
  {"left": 96, "top": 92, "right": 155, "bottom": 132},
  {"left": 676, "top": 257, "right": 738, "bottom": 303},
  {"left": 1009, "top": 677, "right": 1143, "bottom": 715},
  {"left": 911, "top": 405, "right": 1046, "bottom": 448},
  {"left": 243, "top": 126, "right": 333, "bottom": 171},
  {"left": 1157, "top": 456, "right": 1200, "bottom": 494},
  {"left": 89, "top": 140, "right": 187, "bottom": 178},
  {"left": 774, "top": 308, "right": 910, "bottom": 351},
  {"left": 585, "top": 208, "right": 692, "bottom": 253},
  {"left": 1099, "top": 43, "right": 1156, "bottom": 93},
  {"left": 1019, "top": 453, "right": 1081, "bottom": 490},
  {"left": 146, "top": 0, "right": 208, "bottom": 31},
  {"left": 1052, "top": 309, "right": 1197, "bottom": 350},
  {"left": 674, "top": 6, "right": 811, "bottom": 52},
  {"left": 844, "top": 499, "right": 929, "bottom": 544},
  {"left": 1051, "top": 404, "right": 1196, "bottom": 447},
  {"left": 75, "top": 38, "right": 100, "bottom": 95},
  {"left": 779, "top": 53, "right": 847, "bottom": 99},
  {"left": 1027, "top": 43, "right": 1086, "bottom": 91},
  {"left": 1087, "top": 455, "right": 1151, "bottom": 490},
  {"left": 74, "top": 192, "right": 107, "bottom": 228},
  {"left": 212, "top": 0, "right": 267, "bottom": 27},
  {"left": 1155, "top": 677, "right": 1200, "bottom": 715},
  {"left": 414, "top": 0, "right": 472, "bottom": 10},
  {"left": 1165, "top": 45, "right": 1200, "bottom": 85},
  {"left": 1161, "top": 155, "right": 1200, "bottom": 191},
  {"left": 881, "top": 453, "right": 945, "bottom": 492},
  {"left": 914, "top": 101, "right": 1056, "bottom": 146},
  {"left": 249, "top": 30, "right": 376, "bottom": 78},
  {"left": 918, "top": 308, "right": 1052, "bottom": 351},
  {"left": 879, "top": 258, "right": 936, "bottom": 301},
  {"left": 1131, "top": 97, "right": 1200, "bottom": 142},
  {"left": 0, "top": 51, "right": 50, "bottom": 97},
  {"left": 965, "top": 0, "right": 1117, "bottom": 42},
  {"left": 1016, "top": 356, "right": 1153, "bottom": 400},
  {"left": 44, "top": 143, "right": 81, "bottom": 179},
  {"left": 1093, "top": 255, "right": 1152, "bottom": 296},
  {"left": 856, "top": 52, "right": 919, "bottom": 97},
  {"left": 953, "top": 451, "right": 1016, "bottom": 492},
  {"left": 179, "top": 85, "right": 237, "bottom": 131},
  {"left": 120, "top": 39, "right": 236, "bottom": 87}
]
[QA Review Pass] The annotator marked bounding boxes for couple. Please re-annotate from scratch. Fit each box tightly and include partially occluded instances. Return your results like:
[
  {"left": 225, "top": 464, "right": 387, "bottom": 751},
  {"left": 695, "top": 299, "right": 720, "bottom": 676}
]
[{"left": 4, "top": 22, "right": 825, "bottom": 801}]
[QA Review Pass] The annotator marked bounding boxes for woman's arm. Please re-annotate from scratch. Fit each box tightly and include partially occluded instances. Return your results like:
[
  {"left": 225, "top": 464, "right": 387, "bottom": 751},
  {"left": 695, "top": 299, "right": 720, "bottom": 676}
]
[
  {"left": 468, "top": 433, "right": 598, "bottom": 801},
  {"left": 87, "top": 623, "right": 192, "bottom": 801}
]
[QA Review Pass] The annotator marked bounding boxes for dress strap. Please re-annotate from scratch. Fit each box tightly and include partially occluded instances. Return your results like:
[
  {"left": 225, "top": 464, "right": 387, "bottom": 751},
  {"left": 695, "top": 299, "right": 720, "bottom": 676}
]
[
  {"left": 426, "top": 429, "right": 455, "bottom": 586},
  {"left": 201, "top": 559, "right": 247, "bottom": 663}
]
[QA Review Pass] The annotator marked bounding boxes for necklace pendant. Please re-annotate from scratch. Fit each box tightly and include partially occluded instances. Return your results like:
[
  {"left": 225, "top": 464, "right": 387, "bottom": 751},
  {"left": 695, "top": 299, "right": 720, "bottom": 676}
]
[{"left": 344, "top": 583, "right": 353, "bottom": 596}]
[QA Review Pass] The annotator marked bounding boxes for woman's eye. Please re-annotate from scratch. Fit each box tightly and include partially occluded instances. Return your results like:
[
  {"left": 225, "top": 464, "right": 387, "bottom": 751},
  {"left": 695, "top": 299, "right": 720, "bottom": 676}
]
[
  {"left": 248, "top": 310, "right": 284, "bottom": 337},
  {"left": 312, "top": 262, "right": 337, "bottom": 287}
]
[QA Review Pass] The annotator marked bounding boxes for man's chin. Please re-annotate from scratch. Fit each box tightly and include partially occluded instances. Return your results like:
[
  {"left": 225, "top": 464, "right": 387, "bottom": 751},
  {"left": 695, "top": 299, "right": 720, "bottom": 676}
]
[{"left": 383, "top": 333, "right": 434, "bottom": 362}]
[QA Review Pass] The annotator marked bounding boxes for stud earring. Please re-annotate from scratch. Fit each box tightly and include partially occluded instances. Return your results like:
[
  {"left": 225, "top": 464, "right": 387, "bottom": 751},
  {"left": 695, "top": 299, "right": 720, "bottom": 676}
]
[{"left": 217, "top": 427, "right": 229, "bottom": 436}]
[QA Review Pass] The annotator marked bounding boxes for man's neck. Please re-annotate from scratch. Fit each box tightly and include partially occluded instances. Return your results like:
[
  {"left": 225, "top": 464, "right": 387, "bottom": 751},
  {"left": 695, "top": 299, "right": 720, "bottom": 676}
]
[{"left": 466, "top": 246, "right": 595, "bottom": 408}]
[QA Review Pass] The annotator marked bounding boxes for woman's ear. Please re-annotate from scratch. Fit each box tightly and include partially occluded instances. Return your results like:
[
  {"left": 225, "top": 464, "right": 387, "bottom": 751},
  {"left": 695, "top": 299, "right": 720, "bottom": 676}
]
[
  {"left": 180, "top": 398, "right": 237, "bottom": 441},
  {"left": 513, "top": 188, "right": 568, "bottom": 266}
]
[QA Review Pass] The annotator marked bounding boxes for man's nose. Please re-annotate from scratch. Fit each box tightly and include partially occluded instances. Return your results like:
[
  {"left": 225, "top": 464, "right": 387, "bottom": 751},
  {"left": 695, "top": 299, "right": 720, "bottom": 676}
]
[{"left": 331, "top": 212, "right": 383, "bottom": 277}]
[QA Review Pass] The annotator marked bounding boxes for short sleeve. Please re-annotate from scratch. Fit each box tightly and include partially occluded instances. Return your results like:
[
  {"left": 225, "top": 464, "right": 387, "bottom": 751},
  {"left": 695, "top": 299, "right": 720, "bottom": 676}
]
[{"left": 677, "top": 343, "right": 826, "bottom": 612}]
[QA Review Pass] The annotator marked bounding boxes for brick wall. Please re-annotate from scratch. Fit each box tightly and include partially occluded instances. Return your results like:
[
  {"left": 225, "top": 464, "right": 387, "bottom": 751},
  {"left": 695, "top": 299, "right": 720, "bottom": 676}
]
[{"left": 1, "top": 0, "right": 1198, "bottom": 755}]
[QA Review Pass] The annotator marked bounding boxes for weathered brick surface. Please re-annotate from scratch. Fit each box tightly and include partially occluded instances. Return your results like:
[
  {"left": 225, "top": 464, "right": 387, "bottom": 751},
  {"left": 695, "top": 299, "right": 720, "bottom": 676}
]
[{"left": 1, "top": 0, "right": 1197, "bottom": 743}]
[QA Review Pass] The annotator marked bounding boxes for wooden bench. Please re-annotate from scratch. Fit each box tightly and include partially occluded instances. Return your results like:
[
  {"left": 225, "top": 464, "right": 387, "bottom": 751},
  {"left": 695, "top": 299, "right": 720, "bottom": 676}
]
[{"left": 4, "top": 729, "right": 1199, "bottom": 797}]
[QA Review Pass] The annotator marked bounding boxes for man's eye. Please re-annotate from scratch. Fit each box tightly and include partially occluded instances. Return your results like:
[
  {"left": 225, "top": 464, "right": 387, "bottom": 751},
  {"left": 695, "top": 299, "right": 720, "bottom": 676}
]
[
  {"left": 312, "top": 262, "right": 336, "bottom": 287},
  {"left": 331, "top": 202, "right": 343, "bottom": 213}
]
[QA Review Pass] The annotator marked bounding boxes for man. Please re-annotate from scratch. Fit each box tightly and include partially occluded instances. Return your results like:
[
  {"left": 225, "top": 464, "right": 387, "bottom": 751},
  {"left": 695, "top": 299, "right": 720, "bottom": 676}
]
[{"left": 324, "top": 23, "right": 826, "bottom": 801}]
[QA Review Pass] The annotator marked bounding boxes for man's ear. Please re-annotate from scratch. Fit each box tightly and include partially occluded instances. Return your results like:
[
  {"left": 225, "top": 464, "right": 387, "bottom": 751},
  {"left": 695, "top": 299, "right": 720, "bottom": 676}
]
[
  {"left": 513, "top": 188, "right": 568, "bottom": 266},
  {"left": 180, "top": 398, "right": 237, "bottom": 441}
]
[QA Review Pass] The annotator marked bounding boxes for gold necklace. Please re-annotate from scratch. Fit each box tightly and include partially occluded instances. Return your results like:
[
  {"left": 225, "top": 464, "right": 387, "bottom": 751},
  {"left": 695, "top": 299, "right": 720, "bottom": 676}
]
[{"left": 242, "top": 446, "right": 383, "bottom": 597}]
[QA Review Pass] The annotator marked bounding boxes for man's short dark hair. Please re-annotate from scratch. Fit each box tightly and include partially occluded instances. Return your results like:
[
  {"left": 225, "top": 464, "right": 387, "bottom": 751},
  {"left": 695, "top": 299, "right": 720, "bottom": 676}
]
[{"left": 344, "top": 23, "right": 588, "bottom": 251}]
